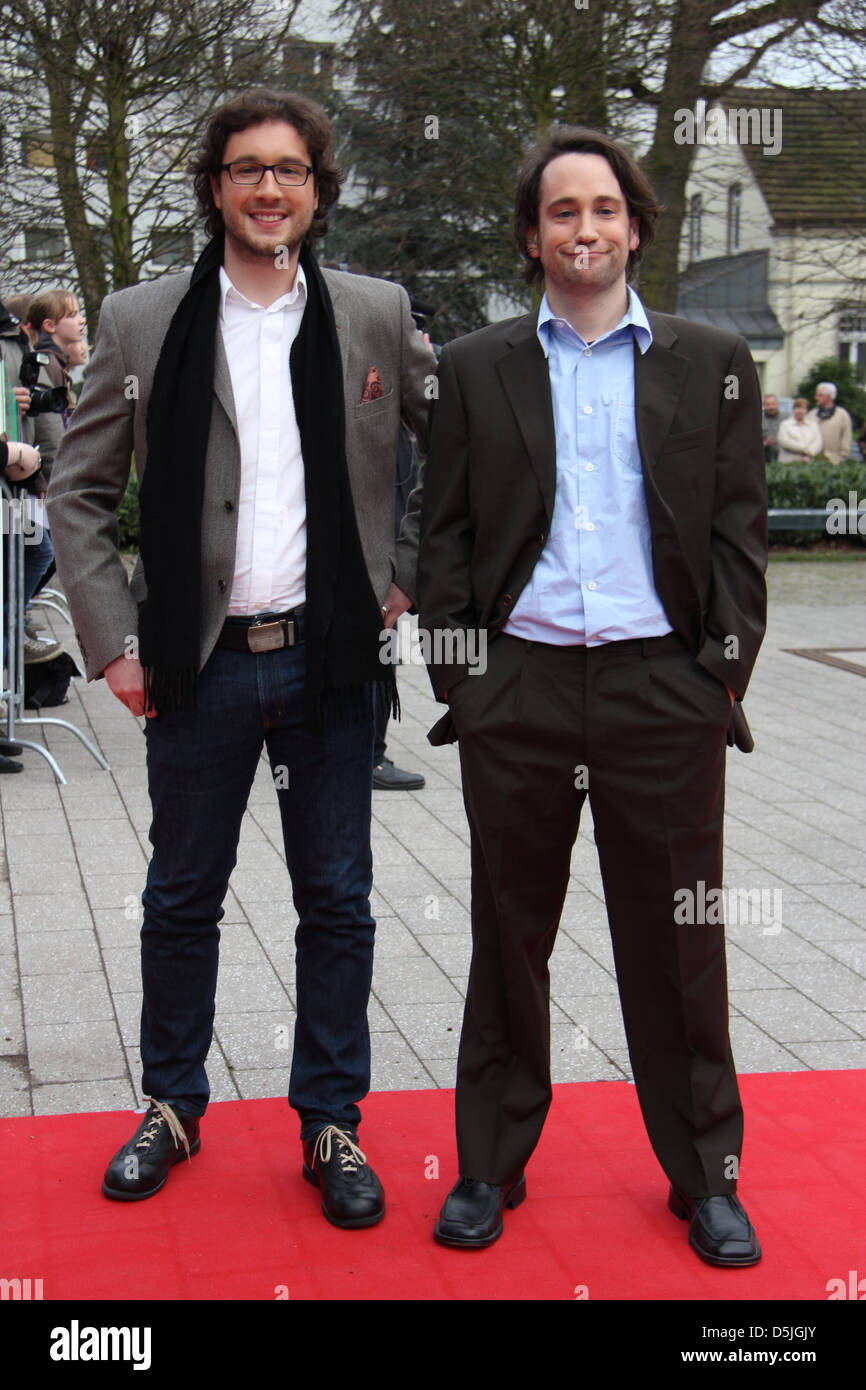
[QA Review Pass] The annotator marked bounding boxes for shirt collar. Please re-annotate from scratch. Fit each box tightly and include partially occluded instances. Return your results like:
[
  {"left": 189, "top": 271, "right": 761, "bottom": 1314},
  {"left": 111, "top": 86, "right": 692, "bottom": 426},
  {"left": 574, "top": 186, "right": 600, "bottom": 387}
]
[
  {"left": 219, "top": 261, "right": 307, "bottom": 319},
  {"left": 536, "top": 285, "right": 653, "bottom": 357}
]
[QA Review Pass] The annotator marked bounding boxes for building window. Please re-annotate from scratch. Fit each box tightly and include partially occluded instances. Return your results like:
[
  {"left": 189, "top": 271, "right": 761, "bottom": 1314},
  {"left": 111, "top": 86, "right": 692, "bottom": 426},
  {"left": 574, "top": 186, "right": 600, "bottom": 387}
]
[
  {"left": 839, "top": 307, "right": 866, "bottom": 382},
  {"left": 150, "top": 228, "right": 193, "bottom": 268},
  {"left": 24, "top": 225, "right": 66, "bottom": 260},
  {"left": 727, "top": 183, "right": 742, "bottom": 254},
  {"left": 22, "top": 135, "right": 55, "bottom": 170},
  {"left": 689, "top": 193, "right": 702, "bottom": 261}
]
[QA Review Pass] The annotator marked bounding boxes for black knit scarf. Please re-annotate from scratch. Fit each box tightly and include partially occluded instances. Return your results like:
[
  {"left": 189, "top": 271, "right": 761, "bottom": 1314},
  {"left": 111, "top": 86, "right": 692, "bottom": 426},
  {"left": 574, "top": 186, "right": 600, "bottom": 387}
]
[{"left": 139, "top": 233, "right": 395, "bottom": 731}]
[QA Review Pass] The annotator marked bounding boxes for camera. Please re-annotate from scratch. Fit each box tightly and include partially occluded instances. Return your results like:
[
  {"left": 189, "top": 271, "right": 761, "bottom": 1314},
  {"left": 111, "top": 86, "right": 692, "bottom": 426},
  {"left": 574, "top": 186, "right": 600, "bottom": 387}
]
[{"left": 19, "top": 349, "right": 69, "bottom": 414}]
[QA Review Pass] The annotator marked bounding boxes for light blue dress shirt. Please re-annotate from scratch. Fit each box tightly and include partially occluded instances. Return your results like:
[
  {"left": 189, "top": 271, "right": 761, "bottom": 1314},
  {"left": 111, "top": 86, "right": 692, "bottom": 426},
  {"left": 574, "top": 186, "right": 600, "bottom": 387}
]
[{"left": 504, "top": 287, "right": 673, "bottom": 646}]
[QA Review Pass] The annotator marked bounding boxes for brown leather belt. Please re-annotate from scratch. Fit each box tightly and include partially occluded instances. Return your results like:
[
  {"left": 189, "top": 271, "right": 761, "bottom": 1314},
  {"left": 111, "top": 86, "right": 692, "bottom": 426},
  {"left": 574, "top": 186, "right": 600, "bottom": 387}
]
[{"left": 216, "top": 608, "right": 306, "bottom": 652}]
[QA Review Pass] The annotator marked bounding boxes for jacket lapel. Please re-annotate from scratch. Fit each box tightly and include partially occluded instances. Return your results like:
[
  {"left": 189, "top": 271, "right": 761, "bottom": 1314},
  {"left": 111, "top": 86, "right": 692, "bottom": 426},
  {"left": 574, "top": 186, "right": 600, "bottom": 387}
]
[
  {"left": 213, "top": 324, "right": 238, "bottom": 435},
  {"left": 634, "top": 312, "right": 690, "bottom": 470},
  {"left": 496, "top": 314, "right": 556, "bottom": 521}
]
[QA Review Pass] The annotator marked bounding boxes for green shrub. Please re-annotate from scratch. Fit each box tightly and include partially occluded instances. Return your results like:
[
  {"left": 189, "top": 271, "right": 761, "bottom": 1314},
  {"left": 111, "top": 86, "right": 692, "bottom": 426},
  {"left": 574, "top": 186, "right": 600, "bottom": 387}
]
[{"left": 766, "top": 456, "right": 866, "bottom": 546}]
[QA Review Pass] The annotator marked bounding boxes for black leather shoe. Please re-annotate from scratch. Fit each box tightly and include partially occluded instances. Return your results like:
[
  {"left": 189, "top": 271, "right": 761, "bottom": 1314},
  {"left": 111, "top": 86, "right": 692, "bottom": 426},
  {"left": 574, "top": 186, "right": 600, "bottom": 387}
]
[
  {"left": 102, "top": 1100, "right": 200, "bottom": 1201},
  {"left": 0, "top": 754, "right": 23, "bottom": 773},
  {"left": 372, "top": 757, "right": 425, "bottom": 790},
  {"left": 0, "top": 740, "right": 23, "bottom": 755},
  {"left": 434, "top": 1174, "right": 526, "bottom": 1248},
  {"left": 668, "top": 1185, "right": 762, "bottom": 1266},
  {"left": 302, "top": 1125, "right": 385, "bottom": 1228}
]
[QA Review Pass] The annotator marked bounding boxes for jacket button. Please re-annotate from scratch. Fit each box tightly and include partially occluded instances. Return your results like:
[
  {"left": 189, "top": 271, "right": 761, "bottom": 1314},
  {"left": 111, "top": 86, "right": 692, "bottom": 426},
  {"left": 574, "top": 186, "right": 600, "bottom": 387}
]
[
  {"left": 218, "top": 579, "right": 227, "bottom": 593},
  {"left": 224, "top": 500, "right": 234, "bottom": 512},
  {"left": 501, "top": 594, "right": 513, "bottom": 608}
]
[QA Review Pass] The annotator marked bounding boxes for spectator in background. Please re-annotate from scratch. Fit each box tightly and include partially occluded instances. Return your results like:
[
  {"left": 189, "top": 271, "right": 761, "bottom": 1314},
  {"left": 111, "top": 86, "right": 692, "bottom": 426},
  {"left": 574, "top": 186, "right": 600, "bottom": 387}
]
[
  {"left": 806, "top": 382, "right": 852, "bottom": 465},
  {"left": 857, "top": 418, "right": 866, "bottom": 461},
  {"left": 0, "top": 297, "right": 63, "bottom": 665},
  {"left": 762, "top": 394, "right": 785, "bottom": 462},
  {"left": 777, "top": 397, "right": 824, "bottom": 463},
  {"left": 26, "top": 290, "right": 84, "bottom": 480}
]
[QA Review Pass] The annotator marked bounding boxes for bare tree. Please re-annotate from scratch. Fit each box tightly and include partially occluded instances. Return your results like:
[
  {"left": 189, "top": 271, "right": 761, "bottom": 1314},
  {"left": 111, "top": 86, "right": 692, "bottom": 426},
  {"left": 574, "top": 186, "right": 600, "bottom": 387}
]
[{"left": 0, "top": 0, "right": 309, "bottom": 334}]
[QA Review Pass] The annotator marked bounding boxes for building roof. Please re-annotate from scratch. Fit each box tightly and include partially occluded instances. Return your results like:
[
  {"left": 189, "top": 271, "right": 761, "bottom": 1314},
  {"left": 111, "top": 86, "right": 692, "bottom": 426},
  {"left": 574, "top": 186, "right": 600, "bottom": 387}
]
[
  {"left": 721, "top": 87, "right": 866, "bottom": 226},
  {"left": 676, "top": 248, "right": 784, "bottom": 348}
]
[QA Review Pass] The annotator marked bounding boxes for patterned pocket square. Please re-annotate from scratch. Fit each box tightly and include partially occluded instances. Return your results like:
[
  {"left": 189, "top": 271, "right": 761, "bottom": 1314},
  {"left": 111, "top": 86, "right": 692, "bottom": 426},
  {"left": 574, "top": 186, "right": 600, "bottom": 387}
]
[{"left": 360, "top": 365, "right": 385, "bottom": 403}]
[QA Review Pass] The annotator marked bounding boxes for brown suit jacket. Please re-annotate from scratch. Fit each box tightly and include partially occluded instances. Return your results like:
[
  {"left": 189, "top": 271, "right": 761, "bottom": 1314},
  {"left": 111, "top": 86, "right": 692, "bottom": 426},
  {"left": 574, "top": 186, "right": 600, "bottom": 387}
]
[{"left": 417, "top": 307, "right": 768, "bottom": 748}]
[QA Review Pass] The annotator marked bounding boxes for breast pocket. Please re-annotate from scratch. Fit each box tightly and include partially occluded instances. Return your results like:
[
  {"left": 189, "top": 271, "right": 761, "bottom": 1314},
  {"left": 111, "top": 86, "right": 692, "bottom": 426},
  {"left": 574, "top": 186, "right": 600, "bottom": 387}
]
[
  {"left": 613, "top": 397, "right": 640, "bottom": 470},
  {"left": 351, "top": 388, "right": 395, "bottom": 422}
]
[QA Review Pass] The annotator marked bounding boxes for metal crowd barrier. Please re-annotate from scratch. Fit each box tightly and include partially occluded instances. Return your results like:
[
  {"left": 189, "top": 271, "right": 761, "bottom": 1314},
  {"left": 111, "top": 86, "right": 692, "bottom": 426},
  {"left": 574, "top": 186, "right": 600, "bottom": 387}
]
[{"left": 1, "top": 477, "right": 110, "bottom": 783}]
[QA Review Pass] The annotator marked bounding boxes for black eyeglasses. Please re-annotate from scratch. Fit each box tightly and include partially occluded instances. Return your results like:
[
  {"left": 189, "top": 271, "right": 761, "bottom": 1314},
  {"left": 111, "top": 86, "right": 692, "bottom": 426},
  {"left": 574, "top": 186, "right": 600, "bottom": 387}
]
[{"left": 220, "top": 160, "right": 314, "bottom": 187}]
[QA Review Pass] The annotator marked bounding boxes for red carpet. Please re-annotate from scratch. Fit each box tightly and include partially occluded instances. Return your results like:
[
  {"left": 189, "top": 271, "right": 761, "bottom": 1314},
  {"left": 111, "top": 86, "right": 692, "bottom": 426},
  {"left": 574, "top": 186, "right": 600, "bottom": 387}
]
[{"left": 2, "top": 1072, "right": 862, "bottom": 1301}]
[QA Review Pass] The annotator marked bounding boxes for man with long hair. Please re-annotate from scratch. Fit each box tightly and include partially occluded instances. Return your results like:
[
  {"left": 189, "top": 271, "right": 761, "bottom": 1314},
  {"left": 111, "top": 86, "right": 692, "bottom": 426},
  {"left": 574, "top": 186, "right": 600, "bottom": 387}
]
[
  {"left": 47, "top": 89, "right": 433, "bottom": 1227},
  {"left": 418, "top": 127, "right": 767, "bottom": 1264}
]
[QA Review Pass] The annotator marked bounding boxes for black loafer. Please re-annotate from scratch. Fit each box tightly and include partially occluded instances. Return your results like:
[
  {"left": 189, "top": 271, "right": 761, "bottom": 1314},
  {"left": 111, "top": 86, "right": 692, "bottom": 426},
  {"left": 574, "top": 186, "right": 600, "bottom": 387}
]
[
  {"left": 669, "top": 1185, "right": 762, "bottom": 1266},
  {"left": 434, "top": 1174, "right": 526, "bottom": 1248},
  {"left": 102, "top": 1100, "right": 200, "bottom": 1201},
  {"left": 302, "top": 1125, "right": 385, "bottom": 1228},
  {"left": 372, "top": 757, "right": 425, "bottom": 790},
  {"left": 0, "top": 740, "right": 23, "bottom": 756}
]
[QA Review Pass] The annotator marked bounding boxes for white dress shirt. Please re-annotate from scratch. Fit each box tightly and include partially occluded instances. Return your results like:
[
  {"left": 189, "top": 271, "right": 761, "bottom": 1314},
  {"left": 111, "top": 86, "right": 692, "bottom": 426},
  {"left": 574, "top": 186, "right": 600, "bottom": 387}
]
[{"left": 218, "top": 264, "right": 308, "bottom": 615}]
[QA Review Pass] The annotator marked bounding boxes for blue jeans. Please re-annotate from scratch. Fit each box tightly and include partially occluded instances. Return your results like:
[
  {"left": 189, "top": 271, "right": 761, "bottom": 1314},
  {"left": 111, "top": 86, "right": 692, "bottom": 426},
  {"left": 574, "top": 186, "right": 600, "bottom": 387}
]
[{"left": 140, "top": 641, "right": 376, "bottom": 1139}]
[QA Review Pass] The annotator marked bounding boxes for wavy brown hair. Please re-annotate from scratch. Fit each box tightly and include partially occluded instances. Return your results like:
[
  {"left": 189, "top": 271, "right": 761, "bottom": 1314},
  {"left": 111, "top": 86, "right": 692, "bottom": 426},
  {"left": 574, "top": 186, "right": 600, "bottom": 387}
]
[
  {"left": 189, "top": 88, "right": 343, "bottom": 241},
  {"left": 514, "top": 126, "right": 660, "bottom": 290}
]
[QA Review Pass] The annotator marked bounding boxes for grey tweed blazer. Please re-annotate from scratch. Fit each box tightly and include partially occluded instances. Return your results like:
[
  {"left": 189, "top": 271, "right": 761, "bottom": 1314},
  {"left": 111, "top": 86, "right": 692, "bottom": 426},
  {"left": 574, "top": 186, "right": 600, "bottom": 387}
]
[{"left": 46, "top": 266, "right": 434, "bottom": 680}]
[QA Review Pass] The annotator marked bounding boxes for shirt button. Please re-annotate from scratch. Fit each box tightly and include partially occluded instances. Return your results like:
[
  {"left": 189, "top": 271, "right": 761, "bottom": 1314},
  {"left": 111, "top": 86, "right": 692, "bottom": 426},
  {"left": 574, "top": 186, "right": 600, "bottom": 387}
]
[
  {"left": 584, "top": 348, "right": 592, "bottom": 357},
  {"left": 583, "top": 405, "right": 592, "bottom": 414},
  {"left": 585, "top": 522, "right": 595, "bottom": 531},
  {"left": 585, "top": 463, "right": 594, "bottom": 472},
  {"left": 587, "top": 581, "right": 597, "bottom": 591}
]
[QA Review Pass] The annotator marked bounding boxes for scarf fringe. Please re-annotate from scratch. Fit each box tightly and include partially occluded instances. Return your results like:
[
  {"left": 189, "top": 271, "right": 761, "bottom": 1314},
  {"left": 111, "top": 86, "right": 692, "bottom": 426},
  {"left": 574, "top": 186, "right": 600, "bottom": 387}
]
[{"left": 142, "top": 665, "right": 198, "bottom": 714}]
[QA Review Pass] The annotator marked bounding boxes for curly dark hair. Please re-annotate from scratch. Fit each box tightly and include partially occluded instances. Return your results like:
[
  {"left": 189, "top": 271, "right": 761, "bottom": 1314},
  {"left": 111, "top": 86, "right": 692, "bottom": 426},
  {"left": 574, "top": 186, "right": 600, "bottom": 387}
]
[
  {"left": 188, "top": 88, "right": 343, "bottom": 240},
  {"left": 514, "top": 126, "right": 660, "bottom": 289}
]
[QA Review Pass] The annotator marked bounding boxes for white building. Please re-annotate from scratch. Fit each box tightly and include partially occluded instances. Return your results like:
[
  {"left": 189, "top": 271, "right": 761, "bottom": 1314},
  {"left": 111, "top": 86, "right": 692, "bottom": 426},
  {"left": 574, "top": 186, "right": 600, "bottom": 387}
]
[{"left": 676, "top": 87, "right": 866, "bottom": 395}]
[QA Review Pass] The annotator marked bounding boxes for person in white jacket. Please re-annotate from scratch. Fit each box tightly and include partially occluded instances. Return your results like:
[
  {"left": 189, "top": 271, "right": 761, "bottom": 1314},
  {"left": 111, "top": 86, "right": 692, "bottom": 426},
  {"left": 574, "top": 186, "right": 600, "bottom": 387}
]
[{"left": 778, "top": 397, "right": 824, "bottom": 462}]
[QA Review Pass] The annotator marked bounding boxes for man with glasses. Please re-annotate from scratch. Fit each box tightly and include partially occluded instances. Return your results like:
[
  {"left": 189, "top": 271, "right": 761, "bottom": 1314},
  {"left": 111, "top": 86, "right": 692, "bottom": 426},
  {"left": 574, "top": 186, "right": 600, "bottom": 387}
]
[{"left": 47, "top": 88, "right": 433, "bottom": 1227}]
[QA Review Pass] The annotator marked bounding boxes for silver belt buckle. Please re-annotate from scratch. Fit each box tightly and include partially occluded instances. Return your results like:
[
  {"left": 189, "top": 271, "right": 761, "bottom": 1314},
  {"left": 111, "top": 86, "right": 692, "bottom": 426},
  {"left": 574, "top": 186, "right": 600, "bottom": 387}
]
[{"left": 248, "top": 620, "right": 285, "bottom": 652}]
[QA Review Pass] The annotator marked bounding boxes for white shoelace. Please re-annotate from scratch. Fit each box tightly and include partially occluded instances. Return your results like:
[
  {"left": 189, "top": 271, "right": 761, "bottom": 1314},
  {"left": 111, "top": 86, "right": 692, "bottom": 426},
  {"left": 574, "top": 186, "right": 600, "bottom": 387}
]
[
  {"left": 136, "top": 1098, "right": 192, "bottom": 1160},
  {"left": 313, "top": 1125, "right": 367, "bottom": 1174}
]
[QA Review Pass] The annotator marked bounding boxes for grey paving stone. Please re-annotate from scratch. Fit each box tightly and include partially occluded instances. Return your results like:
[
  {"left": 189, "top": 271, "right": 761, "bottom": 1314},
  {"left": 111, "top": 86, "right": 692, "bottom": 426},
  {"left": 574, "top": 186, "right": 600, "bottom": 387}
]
[
  {"left": 833, "top": 1012, "right": 866, "bottom": 1037},
  {"left": 4, "top": 832, "right": 77, "bottom": 866},
  {"left": 232, "top": 1068, "right": 291, "bottom": 1101},
  {"left": 8, "top": 861, "right": 84, "bottom": 895},
  {"left": 214, "top": 962, "right": 292, "bottom": 1012},
  {"left": 768, "top": 961, "right": 866, "bottom": 1012},
  {"left": 28, "top": 1020, "right": 125, "bottom": 1084},
  {"left": 84, "top": 874, "right": 148, "bottom": 911},
  {"left": 214, "top": 1011, "right": 296, "bottom": 1071},
  {"left": 21, "top": 972, "right": 114, "bottom": 1026},
  {"left": 32, "top": 1078, "right": 137, "bottom": 1116},
  {"left": 384, "top": 1001, "right": 465, "bottom": 1059},
  {"left": 370, "top": 915, "right": 427, "bottom": 958},
  {"left": 0, "top": 914, "right": 14, "bottom": 955},
  {"left": 18, "top": 930, "right": 102, "bottom": 977},
  {"left": 550, "top": 994, "right": 629, "bottom": 1052},
  {"left": 371, "top": 956, "right": 462, "bottom": 1007},
  {"left": 370, "top": 1032, "right": 437, "bottom": 1090},
  {"left": 13, "top": 894, "right": 94, "bottom": 933},
  {"left": 380, "top": 893, "right": 470, "bottom": 935},
  {"left": 549, "top": 1024, "right": 623, "bottom": 1082},
  {"left": 99, "top": 948, "right": 143, "bottom": 994},
  {"left": 92, "top": 909, "right": 141, "bottom": 951},
  {"left": 0, "top": 1004, "right": 24, "bottom": 1055},
  {"left": 786, "top": 1040, "right": 866, "bottom": 1069},
  {"left": 415, "top": 932, "right": 473, "bottom": 978},
  {"left": 0, "top": 1056, "right": 32, "bottom": 1114},
  {"left": 729, "top": 989, "right": 859, "bottom": 1043}
]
